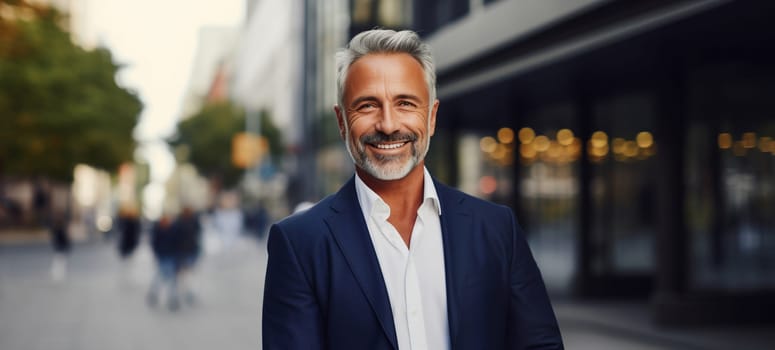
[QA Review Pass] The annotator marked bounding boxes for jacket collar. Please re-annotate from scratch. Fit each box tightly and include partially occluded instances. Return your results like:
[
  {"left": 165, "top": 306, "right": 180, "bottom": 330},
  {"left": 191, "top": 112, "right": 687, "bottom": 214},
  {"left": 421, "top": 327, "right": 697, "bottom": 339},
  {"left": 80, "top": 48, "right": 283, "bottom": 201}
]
[
  {"left": 325, "top": 177, "right": 398, "bottom": 350},
  {"left": 325, "top": 176, "right": 471, "bottom": 350}
]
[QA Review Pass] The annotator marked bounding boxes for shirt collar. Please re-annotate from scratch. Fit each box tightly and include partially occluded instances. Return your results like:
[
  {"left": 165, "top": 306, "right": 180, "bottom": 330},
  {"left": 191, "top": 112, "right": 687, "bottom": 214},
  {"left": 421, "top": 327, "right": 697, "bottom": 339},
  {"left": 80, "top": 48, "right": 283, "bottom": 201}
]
[{"left": 354, "top": 166, "right": 442, "bottom": 220}]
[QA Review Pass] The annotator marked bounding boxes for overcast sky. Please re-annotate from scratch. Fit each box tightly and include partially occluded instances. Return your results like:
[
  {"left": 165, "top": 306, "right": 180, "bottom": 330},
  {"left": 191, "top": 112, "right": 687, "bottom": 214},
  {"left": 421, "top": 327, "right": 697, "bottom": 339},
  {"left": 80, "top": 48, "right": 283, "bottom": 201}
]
[{"left": 87, "top": 0, "right": 244, "bottom": 141}]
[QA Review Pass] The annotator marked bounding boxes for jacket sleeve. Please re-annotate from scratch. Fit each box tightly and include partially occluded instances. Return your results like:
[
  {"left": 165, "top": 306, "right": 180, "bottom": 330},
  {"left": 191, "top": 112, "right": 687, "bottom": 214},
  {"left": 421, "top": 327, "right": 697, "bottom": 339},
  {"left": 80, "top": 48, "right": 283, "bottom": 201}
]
[
  {"left": 505, "top": 207, "right": 564, "bottom": 349},
  {"left": 262, "top": 224, "right": 324, "bottom": 350}
]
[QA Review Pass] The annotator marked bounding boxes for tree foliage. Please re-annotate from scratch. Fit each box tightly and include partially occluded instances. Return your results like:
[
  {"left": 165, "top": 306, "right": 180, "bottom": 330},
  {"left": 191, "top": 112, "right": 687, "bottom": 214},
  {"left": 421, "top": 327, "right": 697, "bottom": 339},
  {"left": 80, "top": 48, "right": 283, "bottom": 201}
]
[
  {"left": 173, "top": 101, "right": 283, "bottom": 189},
  {"left": 0, "top": 1, "right": 142, "bottom": 181}
]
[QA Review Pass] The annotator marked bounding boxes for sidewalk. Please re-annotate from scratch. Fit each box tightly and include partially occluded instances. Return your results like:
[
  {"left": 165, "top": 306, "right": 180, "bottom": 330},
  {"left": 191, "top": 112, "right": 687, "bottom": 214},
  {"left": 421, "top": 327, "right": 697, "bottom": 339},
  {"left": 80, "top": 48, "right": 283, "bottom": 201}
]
[
  {"left": 0, "top": 234, "right": 266, "bottom": 350},
  {"left": 2, "top": 234, "right": 773, "bottom": 349},
  {"left": 555, "top": 300, "right": 775, "bottom": 350}
]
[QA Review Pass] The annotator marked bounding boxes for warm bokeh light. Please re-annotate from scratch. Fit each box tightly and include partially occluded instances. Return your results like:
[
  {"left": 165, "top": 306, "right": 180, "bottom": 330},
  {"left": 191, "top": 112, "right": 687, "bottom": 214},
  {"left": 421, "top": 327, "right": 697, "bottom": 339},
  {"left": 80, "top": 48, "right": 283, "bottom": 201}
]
[
  {"left": 589, "top": 142, "right": 609, "bottom": 157},
  {"left": 568, "top": 138, "right": 582, "bottom": 159},
  {"left": 547, "top": 141, "right": 562, "bottom": 159},
  {"left": 520, "top": 143, "right": 537, "bottom": 158},
  {"left": 623, "top": 141, "right": 638, "bottom": 157},
  {"left": 518, "top": 127, "right": 536, "bottom": 144},
  {"left": 534, "top": 135, "right": 550, "bottom": 152},
  {"left": 636, "top": 131, "right": 654, "bottom": 148},
  {"left": 491, "top": 143, "right": 508, "bottom": 160},
  {"left": 718, "top": 132, "right": 733, "bottom": 149},
  {"left": 612, "top": 137, "right": 626, "bottom": 155},
  {"left": 497, "top": 127, "right": 515, "bottom": 144},
  {"left": 479, "top": 175, "right": 497, "bottom": 195},
  {"left": 590, "top": 131, "right": 608, "bottom": 148},
  {"left": 557, "top": 128, "right": 574, "bottom": 146},
  {"left": 480, "top": 136, "right": 497, "bottom": 153},
  {"left": 742, "top": 132, "right": 757, "bottom": 148},
  {"left": 757, "top": 136, "right": 771, "bottom": 152},
  {"left": 733, "top": 140, "right": 747, "bottom": 156}
]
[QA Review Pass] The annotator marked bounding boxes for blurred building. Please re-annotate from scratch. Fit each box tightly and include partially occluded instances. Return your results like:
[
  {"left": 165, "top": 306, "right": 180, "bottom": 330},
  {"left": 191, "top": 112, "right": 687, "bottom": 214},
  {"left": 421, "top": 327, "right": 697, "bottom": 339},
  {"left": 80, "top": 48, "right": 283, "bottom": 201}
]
[
  {"left": 167, "top": 27, "right": 241, "bottom": 215},
  {"left": 360, "top": 0, "right": 775, "bottom": 325},
  {"left": 180, "top": 27, "right": 240, "bottom": 120},
  {"left": 233, "top": 0, "right": 351, "bottom": 209}
]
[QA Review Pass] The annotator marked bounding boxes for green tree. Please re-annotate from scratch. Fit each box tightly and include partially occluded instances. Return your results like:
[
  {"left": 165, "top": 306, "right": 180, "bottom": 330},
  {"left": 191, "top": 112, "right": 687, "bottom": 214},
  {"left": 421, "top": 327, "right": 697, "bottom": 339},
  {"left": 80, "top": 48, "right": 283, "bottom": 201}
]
[
  {"left": 0, "top": 1, "right": 142, "bottom": 181},
  {"left": 173, "top": 101, "right": 283, "bottom": 189}
]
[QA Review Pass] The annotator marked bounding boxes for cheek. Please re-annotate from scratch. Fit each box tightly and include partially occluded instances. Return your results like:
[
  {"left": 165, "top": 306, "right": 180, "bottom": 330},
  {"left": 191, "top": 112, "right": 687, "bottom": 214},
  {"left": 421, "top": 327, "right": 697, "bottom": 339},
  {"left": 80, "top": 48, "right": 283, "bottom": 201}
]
[
  {"left": 408, "top": 113, "right": 431, "bottom": 135},
  {"left": 347, "top": 118, "right": 374, "bottom": 139}
]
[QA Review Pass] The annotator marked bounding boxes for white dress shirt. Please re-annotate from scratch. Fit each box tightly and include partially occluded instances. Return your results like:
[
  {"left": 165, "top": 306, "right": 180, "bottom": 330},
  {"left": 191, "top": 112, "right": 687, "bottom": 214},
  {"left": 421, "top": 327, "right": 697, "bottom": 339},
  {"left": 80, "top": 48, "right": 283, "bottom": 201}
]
[{"left": 355, "top": 168, "right": 450, "bottom": 350}]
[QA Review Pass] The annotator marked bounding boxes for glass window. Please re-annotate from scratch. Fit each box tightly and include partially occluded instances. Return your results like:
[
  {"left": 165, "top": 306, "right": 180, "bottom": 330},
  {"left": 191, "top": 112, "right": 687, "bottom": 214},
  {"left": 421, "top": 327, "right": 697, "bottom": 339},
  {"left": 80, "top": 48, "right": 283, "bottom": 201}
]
[
  {"left": 378, "top": 0, "right": 406, "bottom": 27},
  {"left": 517, "top": 103, "right": 578, "bottom": 293},
  {"left": 590, "top": 93, "right": 658, "bottom": 274},
  {"left": 687, "top": 64, "right": 775, "bottom": 290},
  {"left": 352, "top": 0, "right": 373, "bottom": 24},
  {"left": 413, "top": 0, "right": 469, "bottom": 36}
]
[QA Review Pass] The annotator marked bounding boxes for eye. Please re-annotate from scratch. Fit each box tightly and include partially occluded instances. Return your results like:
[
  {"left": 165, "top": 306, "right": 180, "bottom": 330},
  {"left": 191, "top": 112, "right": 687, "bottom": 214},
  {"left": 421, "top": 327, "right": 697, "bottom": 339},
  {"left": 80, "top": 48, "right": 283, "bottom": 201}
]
[
  {"left": 357, "top": 103, "right": 377, "bottom": 111},
  {"left": 397, "top": 100, "right": 417, "bottom": 108}
]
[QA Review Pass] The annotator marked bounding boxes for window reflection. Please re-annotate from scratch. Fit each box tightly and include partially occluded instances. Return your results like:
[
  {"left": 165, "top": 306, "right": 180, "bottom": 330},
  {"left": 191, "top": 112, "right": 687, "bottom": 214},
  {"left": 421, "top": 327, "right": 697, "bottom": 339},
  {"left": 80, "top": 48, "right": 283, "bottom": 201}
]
[
  {"left": 686, "top": 64, "right": 775, "bottom": 291},
  {"left": 378, "top": 0, "right": 406, "bottom": 27},
  {"left": 352, "top": 0, "right": 372, "bottom": 24},
  {"left": 590, "top": 94, "right": 657, "bottom": 274}
]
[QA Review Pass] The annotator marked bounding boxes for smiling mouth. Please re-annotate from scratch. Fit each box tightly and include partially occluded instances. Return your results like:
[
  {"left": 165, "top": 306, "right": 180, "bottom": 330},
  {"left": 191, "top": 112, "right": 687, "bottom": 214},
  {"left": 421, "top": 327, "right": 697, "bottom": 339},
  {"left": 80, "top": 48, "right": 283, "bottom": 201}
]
[{"left": 372, "top": 142, "right": 408, "bottom": 150}]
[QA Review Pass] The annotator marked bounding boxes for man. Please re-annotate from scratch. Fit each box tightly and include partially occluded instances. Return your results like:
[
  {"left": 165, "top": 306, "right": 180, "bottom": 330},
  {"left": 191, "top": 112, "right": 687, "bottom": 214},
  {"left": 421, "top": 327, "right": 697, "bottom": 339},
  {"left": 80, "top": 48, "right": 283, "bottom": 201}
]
[{"left": 263, "top": 29, "right": 563, "bottom": 350}]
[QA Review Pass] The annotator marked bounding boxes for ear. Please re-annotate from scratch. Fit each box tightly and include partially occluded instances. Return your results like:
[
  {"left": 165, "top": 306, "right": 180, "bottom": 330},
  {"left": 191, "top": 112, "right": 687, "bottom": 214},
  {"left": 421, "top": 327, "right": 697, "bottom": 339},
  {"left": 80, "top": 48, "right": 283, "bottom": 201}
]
[
  {"left": 334, "top": 104, "right": 346, "bottom": 140},
  {"left": 429, "top": 99, "right": 439, "bottom": 137}
]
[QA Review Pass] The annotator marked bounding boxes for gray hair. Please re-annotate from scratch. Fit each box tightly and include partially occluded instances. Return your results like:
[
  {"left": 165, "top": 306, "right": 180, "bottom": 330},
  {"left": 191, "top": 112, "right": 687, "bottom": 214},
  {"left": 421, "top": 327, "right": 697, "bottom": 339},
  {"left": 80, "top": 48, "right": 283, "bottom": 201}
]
[{"left": 335, "top": 29, "right": 436, "bottom": 108}]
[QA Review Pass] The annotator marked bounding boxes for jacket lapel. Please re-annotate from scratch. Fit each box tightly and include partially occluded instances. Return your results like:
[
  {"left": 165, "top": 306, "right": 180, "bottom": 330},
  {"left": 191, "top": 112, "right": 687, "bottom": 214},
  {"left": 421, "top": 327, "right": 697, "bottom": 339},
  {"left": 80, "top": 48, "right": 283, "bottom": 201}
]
[
  {"left": 324, "top": 178, "right": 398, "bottom": 350},
  {"left": 436, "top": 181, "right": 473, "bottom": 350}
]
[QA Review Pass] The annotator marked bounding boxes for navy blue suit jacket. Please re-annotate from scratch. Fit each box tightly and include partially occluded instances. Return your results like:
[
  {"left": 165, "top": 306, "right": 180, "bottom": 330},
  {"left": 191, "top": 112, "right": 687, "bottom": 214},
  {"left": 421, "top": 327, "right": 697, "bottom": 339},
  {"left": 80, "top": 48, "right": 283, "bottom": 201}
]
[{"left": 263, "top": 177, "right": 563, "bottom": 349}]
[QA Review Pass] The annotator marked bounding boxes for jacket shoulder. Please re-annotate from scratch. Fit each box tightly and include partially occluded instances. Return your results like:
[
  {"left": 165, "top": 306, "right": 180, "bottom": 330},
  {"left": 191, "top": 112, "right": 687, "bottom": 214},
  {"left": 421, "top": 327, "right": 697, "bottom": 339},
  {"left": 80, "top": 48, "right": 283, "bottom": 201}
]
[
  {"left": 435, "top": 181, "right": 512, "bottom": 215},
  {"left": 273, "top": 194, "right": 335, "bottom": 238}
]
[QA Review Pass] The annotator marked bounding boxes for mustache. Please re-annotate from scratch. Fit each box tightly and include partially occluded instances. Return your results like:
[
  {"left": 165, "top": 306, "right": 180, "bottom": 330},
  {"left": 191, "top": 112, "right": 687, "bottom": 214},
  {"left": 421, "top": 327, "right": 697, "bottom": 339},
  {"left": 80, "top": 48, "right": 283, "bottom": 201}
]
[{"left": 360, "top": 132, "right": 418, "bottom": 144}]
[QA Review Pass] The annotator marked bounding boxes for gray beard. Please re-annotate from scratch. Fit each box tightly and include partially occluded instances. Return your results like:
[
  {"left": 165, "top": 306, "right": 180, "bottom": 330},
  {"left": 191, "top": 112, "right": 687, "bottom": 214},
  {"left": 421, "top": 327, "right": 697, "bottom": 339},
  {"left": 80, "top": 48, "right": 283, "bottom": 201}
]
[{"left": 344, "top": 122, "right": 430, "bottom": 181}]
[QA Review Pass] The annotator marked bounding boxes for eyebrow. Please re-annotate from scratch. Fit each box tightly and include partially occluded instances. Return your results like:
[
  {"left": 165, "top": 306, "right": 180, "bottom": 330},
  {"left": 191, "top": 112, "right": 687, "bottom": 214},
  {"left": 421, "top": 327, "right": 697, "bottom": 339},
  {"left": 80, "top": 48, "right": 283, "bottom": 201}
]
[
  {"left": 395, "top": 94, "right": 423, "bottom": 103},
  {"left": 349, "top": 96, "right": 379, "bottom": 108},
  {"left": 349, "top": 94, "right": 423, "bottom": 108}
]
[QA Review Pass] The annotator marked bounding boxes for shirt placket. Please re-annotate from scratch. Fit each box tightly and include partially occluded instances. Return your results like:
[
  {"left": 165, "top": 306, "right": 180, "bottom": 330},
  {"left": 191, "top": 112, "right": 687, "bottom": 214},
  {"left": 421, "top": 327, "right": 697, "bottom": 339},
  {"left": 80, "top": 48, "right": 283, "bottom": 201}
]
[{"left": 405, "top": 254, "right": 428, "bottom": 350}]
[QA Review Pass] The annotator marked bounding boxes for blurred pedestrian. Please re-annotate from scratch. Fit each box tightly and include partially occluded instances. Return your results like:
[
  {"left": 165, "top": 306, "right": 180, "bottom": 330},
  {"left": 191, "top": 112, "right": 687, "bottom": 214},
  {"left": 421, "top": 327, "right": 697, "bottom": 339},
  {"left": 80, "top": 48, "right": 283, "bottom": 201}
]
[
  {"left": 49, "top": 214, "right": 70, "bottom": 282},
  {"left": 262, "top": 29, "right": 562, "bottom": 349},
  {"left": 33, "top": 179, "right": 50, "bottom": 226},
  {"left": 173, "top": 206, "right": 202, "bottom": 306},
  {"left": 146, "top": 214, "right": 178, "bottom": 310},
  {"left": 117, "top": 205, "right": 141, "bottom": 260},
  {"left": 212, "top": 192, "right": 243, "bottom": 250},
  {"left": 244, "top": 202, "right": 271, "bottom": 240}
]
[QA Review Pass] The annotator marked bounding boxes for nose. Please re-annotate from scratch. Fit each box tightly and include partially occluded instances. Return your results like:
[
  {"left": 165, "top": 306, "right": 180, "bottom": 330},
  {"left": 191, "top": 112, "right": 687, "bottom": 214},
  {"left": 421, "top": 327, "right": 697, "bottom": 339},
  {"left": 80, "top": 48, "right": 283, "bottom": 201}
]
[{"left": 375, "top": 105, "right": 400, "bottom": 135}]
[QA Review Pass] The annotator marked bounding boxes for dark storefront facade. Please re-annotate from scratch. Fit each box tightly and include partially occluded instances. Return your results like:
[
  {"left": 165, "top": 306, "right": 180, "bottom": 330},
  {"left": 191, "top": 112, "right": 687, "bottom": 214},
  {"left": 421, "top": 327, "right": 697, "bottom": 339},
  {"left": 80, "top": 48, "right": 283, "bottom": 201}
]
[
  {"left": 345, "top": 0, "right": 775, "bottom": 324},
  {"left": 427, "top": 0, "right": 775, "bottom": 324}
]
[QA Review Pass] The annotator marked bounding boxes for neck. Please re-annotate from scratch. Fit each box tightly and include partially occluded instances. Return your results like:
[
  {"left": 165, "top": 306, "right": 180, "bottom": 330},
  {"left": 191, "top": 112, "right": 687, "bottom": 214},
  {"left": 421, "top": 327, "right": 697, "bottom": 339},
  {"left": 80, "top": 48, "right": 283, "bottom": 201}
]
[
  {"left": 356, "top": 162, "right": 425, "bottom": 212},
  {"left": 357, "top": 163, "right": 427, "bottom": 247}
]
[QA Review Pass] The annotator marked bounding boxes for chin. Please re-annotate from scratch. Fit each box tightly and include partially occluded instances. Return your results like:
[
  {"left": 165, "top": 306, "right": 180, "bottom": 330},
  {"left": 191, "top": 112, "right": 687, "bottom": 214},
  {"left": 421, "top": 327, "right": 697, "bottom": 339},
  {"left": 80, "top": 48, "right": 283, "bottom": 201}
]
[{"left": 362, "top": 158, "right": 418, "bottom": 181}]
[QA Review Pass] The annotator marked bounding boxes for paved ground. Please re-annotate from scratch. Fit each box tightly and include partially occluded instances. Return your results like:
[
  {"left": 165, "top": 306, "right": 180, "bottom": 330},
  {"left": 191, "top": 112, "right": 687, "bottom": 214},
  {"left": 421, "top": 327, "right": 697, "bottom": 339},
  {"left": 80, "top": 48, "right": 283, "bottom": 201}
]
[
  {"left": 0, "top": 232, "right": 265, "bottom": 350},
  {"left": 1, "top": 230, "right": 773, "bottom": 350},
  {"left": 555, "top": 301, "right": 775, "bottom": 350}
]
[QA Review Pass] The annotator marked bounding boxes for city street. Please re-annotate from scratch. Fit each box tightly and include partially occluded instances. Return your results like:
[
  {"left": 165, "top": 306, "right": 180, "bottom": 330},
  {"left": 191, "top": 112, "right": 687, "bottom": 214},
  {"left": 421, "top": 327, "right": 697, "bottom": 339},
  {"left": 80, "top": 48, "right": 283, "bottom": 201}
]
[
  {"left": 1, "top": 229, "right": 773, "bottom": 350},
  {"left": 0, "top": 230, "right": 266, "bottom": 350}
]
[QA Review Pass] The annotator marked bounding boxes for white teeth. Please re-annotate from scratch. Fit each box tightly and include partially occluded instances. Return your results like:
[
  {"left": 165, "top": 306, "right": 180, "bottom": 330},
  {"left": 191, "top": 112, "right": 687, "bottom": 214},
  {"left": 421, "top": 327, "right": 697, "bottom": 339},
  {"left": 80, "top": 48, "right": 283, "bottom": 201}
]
[{"left": 375, "top": 142, "right": 405, "bottom": 149}]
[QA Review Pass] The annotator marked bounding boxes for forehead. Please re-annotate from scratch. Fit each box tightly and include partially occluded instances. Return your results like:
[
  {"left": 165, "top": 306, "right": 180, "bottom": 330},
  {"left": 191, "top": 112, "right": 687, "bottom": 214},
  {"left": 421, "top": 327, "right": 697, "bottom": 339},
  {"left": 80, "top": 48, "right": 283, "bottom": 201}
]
[{"left": 343, "top": 53, "right": 427, "bottom": 99}]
